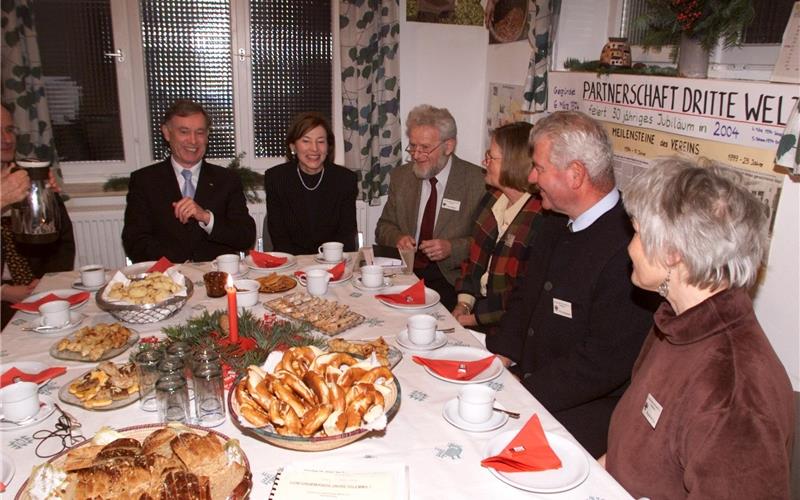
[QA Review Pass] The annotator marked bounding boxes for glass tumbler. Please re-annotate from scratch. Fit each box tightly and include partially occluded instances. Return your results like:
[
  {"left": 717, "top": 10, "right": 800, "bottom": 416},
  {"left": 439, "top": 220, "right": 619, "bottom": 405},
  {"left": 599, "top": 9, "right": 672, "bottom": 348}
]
[
  {"left": 193, "top": 361, "right": 226, "bottom": 427},
  {"left": 156, "top": 373, "right": 190, "bottom": 424},
  {"left": 167, "top": 342, "right": 194, "bottom": 396},
  {"left": 134, "top": 349, "right": 163, "bottom": 412}
]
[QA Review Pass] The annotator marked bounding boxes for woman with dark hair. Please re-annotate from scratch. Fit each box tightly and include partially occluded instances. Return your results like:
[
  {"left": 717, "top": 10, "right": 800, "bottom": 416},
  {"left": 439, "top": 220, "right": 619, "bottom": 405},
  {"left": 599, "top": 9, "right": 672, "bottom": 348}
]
[
  {"left": 605, "top": 157, "right": 794, "bottom": 498},
  {"left": 452, "top": 122, "right": 542, "bottom": 334},
  {"left": 264, "top": 112, "right": 358, "bottom": 254}
]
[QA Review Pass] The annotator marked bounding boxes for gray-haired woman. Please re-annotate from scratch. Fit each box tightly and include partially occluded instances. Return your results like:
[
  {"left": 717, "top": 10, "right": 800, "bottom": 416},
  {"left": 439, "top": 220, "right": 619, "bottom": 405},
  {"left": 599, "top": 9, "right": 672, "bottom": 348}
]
[{"left": 605, "top": 157, "right": 794, "bottom": 499}]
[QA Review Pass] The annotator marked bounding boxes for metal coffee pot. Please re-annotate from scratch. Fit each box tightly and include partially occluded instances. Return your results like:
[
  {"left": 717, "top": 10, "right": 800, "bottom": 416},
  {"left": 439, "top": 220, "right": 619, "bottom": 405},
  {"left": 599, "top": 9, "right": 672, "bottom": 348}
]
[{"left": 11, "top": 159, "right": 61, "bottom": 244}]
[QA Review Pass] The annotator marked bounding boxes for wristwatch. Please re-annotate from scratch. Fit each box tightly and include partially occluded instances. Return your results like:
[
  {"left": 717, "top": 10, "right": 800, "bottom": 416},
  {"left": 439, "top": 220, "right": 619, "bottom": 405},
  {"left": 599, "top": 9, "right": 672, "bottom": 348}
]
[{"left": 457, "top": 302, "right": 472, "bottom": 313}]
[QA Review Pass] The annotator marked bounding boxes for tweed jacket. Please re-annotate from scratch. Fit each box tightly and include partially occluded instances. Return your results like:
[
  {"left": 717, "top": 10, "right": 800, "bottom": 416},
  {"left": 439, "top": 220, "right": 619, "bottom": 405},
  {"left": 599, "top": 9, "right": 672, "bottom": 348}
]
[
  {"left": 375, "top": 155, "right": 486, "bottom": 285},
  {"left": 122, "top": 158, "right": 256, "bottom": 263},
  {"left": 455, "top": 189, "right": 543, "bottom": 331}
]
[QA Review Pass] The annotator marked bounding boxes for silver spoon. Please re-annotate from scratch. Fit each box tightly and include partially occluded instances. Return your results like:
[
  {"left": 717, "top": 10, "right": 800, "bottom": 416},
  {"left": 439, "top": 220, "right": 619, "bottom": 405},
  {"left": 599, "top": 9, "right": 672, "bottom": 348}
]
[{"left": 493, "top": 407, "right": 520, "bottom": 419}]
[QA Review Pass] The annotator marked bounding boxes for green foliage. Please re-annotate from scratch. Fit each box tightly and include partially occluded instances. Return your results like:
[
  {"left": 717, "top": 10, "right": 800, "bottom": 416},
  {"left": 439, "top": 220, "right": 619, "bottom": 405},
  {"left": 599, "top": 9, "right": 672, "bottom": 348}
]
[
  {"left": 103, "top": 176, "right": 130, "bottom": 191},
  {"left": 635, "top": 0, "right": 755, "bottom": 52},
  {"left": 226, "top": 152, "right": 264, "bottom": 204},
  {"left": 564, "top": 58, "right": 678, "bottom": 76}
]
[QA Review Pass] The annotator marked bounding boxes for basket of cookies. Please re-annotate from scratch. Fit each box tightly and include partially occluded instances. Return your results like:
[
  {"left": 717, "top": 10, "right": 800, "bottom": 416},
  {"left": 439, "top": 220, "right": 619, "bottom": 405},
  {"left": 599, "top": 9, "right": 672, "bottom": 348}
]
[
  {"left": 96, "top": 270, "right": 193, "bottom": 324},
  {"left": 229, "top": 345, "right": 400, "bottom": 451}
]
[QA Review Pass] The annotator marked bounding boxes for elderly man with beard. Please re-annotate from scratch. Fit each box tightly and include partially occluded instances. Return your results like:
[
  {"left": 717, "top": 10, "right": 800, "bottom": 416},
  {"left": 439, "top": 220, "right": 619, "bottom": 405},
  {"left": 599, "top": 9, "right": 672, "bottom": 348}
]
[{"left": 375, "top": 105, "right": 485, "bottom": 309}]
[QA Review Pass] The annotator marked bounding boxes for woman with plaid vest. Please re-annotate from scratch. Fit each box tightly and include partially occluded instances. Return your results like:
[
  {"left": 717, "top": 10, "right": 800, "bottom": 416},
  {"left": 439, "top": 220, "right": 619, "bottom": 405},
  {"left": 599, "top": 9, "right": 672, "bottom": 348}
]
[{"left": 452, "top": 122, "right": 543, "bottom": 334}]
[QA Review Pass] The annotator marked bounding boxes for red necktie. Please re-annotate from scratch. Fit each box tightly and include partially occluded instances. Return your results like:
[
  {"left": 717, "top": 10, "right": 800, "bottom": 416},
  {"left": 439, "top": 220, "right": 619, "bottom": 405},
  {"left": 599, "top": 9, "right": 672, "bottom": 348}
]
[{"left": 415, "top": 178, "right": 438, "bottom": 269}]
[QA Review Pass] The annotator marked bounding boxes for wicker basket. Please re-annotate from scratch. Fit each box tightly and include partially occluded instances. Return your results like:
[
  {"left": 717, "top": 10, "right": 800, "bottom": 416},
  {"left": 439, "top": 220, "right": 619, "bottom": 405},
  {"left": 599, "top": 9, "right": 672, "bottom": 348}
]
[{"left": 95, "top": 274, "right": 193, "bottom": 324}]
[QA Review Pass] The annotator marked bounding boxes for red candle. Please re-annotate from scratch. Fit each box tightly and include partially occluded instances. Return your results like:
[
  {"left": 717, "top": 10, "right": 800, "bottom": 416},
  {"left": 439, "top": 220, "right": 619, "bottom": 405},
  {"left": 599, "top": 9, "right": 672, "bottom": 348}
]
[{"left": 226, "top": 274, "right": 239, "bottom": 343}]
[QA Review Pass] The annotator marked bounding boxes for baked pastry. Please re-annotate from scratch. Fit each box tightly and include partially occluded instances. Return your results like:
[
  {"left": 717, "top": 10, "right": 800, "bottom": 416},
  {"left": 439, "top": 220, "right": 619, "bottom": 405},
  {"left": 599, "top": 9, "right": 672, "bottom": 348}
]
[
  {"left": 327, "top": 337, "right": 390, "bottom": 367},
  {"left": 68, "top": 362, "right": 139, "bottom": 408},
  {"left": 57, "top": 323, "right": 132, "bottom": 360},
  {"left": 255, "top": 273, "right": 297, "bottom": 293},
  {"left": 264, "top": 293, "right": 365, "bottom": 335}
]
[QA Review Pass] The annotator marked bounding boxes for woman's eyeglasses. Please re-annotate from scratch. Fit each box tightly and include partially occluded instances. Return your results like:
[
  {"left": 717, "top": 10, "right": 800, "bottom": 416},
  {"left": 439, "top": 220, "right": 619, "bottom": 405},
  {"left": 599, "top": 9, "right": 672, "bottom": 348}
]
[{"left": 484, "top": 150, "right": 503, "bottom": 162}]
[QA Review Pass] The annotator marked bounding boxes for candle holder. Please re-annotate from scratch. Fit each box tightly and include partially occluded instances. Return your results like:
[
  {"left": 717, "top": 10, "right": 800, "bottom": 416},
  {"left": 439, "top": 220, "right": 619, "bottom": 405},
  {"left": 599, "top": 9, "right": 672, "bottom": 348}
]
[{"left": 203, "top": 272, "right": 228, "bottom": 298}]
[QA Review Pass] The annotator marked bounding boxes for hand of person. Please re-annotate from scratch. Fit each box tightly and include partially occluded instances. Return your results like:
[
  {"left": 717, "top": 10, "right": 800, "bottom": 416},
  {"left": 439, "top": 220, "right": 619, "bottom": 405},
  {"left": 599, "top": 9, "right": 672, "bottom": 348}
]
[
  {"left": 497, "top": 354, "right": 513, "bottom": 368},
  {"left": 418, "top": 238, "right": 452, "bottom": 261},
  {"left": 452, "top": 301, "right": 472, "bottom": 321},
  {"left": 47, "top": 169, "right": 61, "bottom": 193},
  {"left": 1, "top": 279, "right": 39, "bottom": 303},
  {"left": 484, "top": 0, "right": 497, "bottom": 29},
  {"left": 0, "top": 165, "right": 30, "bottom": 210},
  {"left": 396, "top": 235, "right": 416, "bottom": 250},
  {"left": 456, "top": 313, "right": 477, "bottom": 327},
  {"left": 172, "top": 197, "right": 211, "bottom": 225}
]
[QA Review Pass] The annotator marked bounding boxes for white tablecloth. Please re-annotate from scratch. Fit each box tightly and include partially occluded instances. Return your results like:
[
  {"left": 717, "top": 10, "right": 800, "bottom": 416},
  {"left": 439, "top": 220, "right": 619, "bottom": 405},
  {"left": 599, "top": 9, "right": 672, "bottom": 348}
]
[{"left": 0, "top": 255, "right": 632, "bottom": 499}]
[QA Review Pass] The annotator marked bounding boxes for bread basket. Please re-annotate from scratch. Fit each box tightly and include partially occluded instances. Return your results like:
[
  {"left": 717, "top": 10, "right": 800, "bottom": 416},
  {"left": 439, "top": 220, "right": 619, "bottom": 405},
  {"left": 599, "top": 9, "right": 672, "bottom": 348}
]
[{"left": 95, "top": 273, "right": 193, "bottom": 324}]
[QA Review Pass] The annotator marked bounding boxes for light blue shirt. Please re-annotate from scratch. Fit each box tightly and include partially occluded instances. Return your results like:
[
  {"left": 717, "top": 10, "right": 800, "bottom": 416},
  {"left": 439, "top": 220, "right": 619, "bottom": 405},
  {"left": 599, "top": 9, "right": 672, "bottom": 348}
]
[
  {"left": 171, "top": 157, "right": 214, "bottom": 234},
  {"left": 569, "top": 189, "right": 620, "bottom": 232}
]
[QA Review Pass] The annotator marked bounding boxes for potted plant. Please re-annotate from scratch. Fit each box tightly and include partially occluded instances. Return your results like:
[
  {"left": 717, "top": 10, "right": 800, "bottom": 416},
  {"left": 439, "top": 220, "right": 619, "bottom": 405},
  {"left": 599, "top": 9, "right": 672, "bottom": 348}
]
[{"left": 635, "top": 0, "right": 755, "bottom": 78}]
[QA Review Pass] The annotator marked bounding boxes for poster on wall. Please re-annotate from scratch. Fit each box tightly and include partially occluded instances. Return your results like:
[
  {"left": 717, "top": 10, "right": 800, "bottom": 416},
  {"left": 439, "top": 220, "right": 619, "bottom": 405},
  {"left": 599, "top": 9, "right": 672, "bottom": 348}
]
[
  {"left": 486, "top": 0, "right": 529, "bottom": 44},
  {"left": 771, "top": 0, "right": 800, "bottom": 84},
  {"left": 547, "top": 71, "right": 797, "bottom": 229},
  {"left": 406, "top": 0, "right": 483, "bottom": 25},
  {"left": 485, "top": 82, "right": 529, "bottom": 150}
]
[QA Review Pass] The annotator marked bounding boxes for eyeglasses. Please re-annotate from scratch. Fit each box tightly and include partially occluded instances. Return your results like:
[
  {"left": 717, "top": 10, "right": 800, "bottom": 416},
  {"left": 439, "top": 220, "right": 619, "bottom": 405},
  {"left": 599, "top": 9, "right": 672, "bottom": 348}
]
[
  {"left": 33, "top": 404, "right": 85, "bottom": 458},
  {"left": 2, "top": 125, "right": 19, "bottom": 136},
  {"left": 404, "top": 141, "right": 445, "bottom": 161},
  {"left": 484, "top": 150, "right": 503, "bottom": 162}
]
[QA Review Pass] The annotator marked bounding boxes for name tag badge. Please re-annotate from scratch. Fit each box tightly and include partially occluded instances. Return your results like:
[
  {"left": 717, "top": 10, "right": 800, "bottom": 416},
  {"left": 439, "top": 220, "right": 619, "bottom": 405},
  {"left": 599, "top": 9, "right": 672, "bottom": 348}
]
[
  {"left": 441, "top": 198, "right": 461, "bottom": 211},
  {"left": 552, "top": 298, "right": 572, "bottom": 319},
  {"left": 642, "top": 393, "right": 663, "bottom": 429}
]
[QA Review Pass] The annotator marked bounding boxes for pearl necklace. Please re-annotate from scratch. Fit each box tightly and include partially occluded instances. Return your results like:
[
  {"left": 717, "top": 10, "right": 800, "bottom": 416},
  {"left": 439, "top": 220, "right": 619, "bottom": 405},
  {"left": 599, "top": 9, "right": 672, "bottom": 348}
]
[{"left": 296, "top": 166, "right": 325, "bottom": 191}]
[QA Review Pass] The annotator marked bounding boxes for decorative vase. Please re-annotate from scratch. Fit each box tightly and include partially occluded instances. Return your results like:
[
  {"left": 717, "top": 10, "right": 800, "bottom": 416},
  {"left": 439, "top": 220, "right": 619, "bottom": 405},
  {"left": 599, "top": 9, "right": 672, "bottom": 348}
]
[
  {"left": 677, "top": 33, "right": 710, "bottom": 78},
  {"left": 600, "top": 37, "right": 632, "bottom": 68}
]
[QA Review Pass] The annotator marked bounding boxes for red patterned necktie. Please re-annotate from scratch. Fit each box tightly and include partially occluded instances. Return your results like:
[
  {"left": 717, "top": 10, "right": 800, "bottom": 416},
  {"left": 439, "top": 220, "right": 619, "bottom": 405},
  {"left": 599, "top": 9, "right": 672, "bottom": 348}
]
[{"left": 414, "top": 178, "right": 438, "bottom": 269}]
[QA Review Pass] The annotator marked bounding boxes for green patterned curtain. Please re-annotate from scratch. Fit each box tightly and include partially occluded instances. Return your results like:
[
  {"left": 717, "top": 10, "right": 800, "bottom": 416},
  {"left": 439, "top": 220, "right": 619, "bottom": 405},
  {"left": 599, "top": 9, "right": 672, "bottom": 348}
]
[
  {"left": 1, "top": 0, "right": 60, "bottom": 180},
  {"left": 522, "top": 0, "right": 560, "bottom": 112},
  {"left": 340, "top": 0, "right": 402, "bottom": 203}
]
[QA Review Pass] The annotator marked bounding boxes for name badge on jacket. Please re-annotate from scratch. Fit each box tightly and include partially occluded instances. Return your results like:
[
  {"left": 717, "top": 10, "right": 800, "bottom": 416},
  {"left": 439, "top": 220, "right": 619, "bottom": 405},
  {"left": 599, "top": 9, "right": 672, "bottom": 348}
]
[
  {"left": 642, "top": 393, "right": 663, "bottom": 429},
  {"left": 552, "top": 298, "right": 572, "bottom": 319},
  {"left": 441, "top": 198, "right": 460, "bottom": 211}
]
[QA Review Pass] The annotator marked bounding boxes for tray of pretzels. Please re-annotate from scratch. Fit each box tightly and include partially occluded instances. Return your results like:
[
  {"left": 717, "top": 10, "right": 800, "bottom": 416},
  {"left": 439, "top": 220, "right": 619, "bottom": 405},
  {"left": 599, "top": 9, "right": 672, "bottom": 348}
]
[{"left": 229, "top": 345, "right": 400, "bottom": 452}]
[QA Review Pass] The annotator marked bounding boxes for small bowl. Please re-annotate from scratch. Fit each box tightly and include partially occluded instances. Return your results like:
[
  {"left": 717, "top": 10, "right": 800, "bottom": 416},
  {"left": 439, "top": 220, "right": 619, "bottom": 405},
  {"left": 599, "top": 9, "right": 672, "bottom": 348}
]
[{"left": 234, "top": 279, "right": 259, "bottom": 307}]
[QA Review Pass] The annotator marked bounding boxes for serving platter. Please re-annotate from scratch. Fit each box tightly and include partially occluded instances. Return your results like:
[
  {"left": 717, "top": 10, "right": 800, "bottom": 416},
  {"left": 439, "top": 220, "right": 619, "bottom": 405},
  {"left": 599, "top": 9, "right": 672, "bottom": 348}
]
[
  {"left": 57, "top": 365, "right": 139, "bottom": 411},
  {"left": 49, "top": 328, "right": 139, "bottom": 363}
]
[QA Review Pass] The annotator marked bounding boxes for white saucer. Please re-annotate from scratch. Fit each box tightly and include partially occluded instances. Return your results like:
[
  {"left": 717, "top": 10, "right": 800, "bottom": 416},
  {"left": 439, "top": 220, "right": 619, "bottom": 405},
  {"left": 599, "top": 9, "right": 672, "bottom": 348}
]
[
  {"left": 352, "top": 276, "right": 393, "bottom": 292},
  {"left": 0, "top": 395, "right": 55, "bottom": 431},
  {"left": 245, "top": 252, "right": 296, "bottom": 272},
  {"left": 72, "top": 274, "right": 109, "bottom": 291},
  {"left": 442, "top": 398, "right": 508, "bottom": 432},
  {"left": 27, "top": 312, "right": 87, "bottom": 335},
  {"left": 314, "top": 253, "right": 353, "bottom": 265},
  {"left": 395, "top": 328, "right": 447, "bottom": 351},
  {"left": 18, "top": 289, "right": 90, "bottom": 315},
  {"left": 211, "top": 260, "right": 249, "bottom": 279}
]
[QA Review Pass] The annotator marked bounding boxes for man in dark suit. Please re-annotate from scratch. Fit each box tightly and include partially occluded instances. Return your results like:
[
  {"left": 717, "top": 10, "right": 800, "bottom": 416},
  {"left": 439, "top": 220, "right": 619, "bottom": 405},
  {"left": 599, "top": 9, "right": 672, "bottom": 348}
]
[
  {"left": 375, "top": 105, "right": 485, "bottom": 309},
  {"left": 122, "top": 100, "right": 255, "bottom": 263},
  {"left": 487, "top": 111, "right": 658, "bottom": 458}
]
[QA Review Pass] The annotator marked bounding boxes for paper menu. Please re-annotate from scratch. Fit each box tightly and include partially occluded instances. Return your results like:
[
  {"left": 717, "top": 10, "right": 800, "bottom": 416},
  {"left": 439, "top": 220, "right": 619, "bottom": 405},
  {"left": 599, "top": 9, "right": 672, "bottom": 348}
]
[{"left": 269, "top": 463, "right": 408, "bottom": 500}]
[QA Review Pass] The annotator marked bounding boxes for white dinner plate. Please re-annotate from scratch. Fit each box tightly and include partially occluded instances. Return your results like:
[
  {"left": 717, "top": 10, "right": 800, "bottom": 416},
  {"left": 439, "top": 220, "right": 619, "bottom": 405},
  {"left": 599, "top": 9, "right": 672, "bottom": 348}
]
[
  {"left": 24, "top": 312, "right": 86, "bottom": 335},
  {"left": 121, "top": 261, "right": 158, "bottom": 276},
  {"left": 395, "top": 328, "right": 447, "bottom": 351},
  {"left": 1, "top": 453, "right": 14, "bottom": 489},
  {"left": 0, "top": 395, "right": 55, "bottom": 431},
  {"left": 376, "top": 286, "right": 440, "bottom": 310},
  {"left": 298, "top": 264, "right": 353, "bottom": 285},
  {"left": 442, "top": 398, "right": 508, "bottom": 432},
  {"left": 313, "top": 253, "right": 353, "bottom": 265},
  {"left": 0, "top": 361, "right": 50, "bottom": 386},
  {"left": 17, "top": 290, "right": 90, "bottom": 315},
  {"left": 71, "top": 274, "right": 109, "bottom": 292},
  {"left": 419, "top": 345, "right": 504, "bottom": 384},
  {"left": 484, "top": 430, "right": 590, "bottom": 493},
  {"left": 352, "top": 276, "right": 393, "bottom": 292},
  {"left": 211, "top": 260, "right": 249, "bottom": 279},
  {"left": 245, "top": 253, "right": 296, "bottom": 272}
]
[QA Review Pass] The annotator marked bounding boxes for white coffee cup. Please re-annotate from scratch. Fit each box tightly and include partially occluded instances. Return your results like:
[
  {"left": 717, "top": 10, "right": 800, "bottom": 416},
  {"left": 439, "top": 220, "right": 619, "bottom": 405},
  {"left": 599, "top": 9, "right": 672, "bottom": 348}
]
[
  {"left": 360, "top": 265, "right": 384, "bottom": 288},
  {"left": 79, "top": 264, "right": 106, "bottom": 287},
  {"left": 318, "top": 242, "right": 344, "bottom": 263},
  {"left": 407, "top": 314, "right": 437, "bottom": 345},
  {"left": 0, "top": 381, "right": 41, "bottom": 423},
  {"left": 301, "top": 269, "right": 331, "bottom": 296},
  {"left": 457, "top": 384, "right": 495, "bottom": 424},
  {"left": 39, "top": 300, "right": 70, "bottom": 327},
  {"left": 216, "top": 254, "right": 240, "bottom": 275}
]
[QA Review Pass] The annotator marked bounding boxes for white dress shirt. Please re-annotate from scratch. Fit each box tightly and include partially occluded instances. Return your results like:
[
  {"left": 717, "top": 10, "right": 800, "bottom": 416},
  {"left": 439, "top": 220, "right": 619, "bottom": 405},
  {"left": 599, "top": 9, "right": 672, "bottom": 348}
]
[{"left": 171, "top": 157, "right": 214, "bottom": 234}]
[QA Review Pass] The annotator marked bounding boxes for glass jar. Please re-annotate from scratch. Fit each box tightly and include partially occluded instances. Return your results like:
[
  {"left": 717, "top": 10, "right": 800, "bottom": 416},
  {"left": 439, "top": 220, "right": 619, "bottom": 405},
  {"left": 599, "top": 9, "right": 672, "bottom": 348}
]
[
  {"left": 10, "top": 160, "right": 61, "bottom": 244},
  {"left": 134, "top": 349, "right": 163, "bottom": 412},
  {"left": 156, "top": 373, "right": 190, "bottom": 424},
  {"left": 193, "top": 361, "right": 225, "bottom": 427}
]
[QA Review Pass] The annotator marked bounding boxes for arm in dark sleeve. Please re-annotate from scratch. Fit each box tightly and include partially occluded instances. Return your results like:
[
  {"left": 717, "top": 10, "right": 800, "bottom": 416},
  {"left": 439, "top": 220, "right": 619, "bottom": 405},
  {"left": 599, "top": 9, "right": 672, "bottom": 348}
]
[
  {"left": 335, "top": 169, "right": 359, "bottom": 251},
  {"left": 486, "top": 272, "right": 532, "bottom": 362},
  {"left": 122, "top": 172, "right": 165, "bottom": 262},
  {"left": 522, "top": 248, "right": 655, "bottom": 411},
  {"left": 207, "top": 174, "right": 256, "bottom": 251},
  {"left": 264, "top": 169, "right": 298, "bottom": 254}
]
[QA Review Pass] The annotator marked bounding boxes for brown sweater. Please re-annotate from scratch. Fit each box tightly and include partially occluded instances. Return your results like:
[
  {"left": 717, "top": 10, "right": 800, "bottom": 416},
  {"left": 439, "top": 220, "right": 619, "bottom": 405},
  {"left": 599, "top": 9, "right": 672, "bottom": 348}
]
[{"left": 606, "top": 288, "right": 794, "bottom": 499}]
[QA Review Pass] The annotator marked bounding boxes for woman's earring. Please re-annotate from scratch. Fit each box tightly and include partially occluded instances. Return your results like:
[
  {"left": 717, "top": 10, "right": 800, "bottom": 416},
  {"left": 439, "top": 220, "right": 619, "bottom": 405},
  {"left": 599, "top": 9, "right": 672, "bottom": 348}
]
[{"left": 657, "top": 268, "right": 671, "bottom": 297}]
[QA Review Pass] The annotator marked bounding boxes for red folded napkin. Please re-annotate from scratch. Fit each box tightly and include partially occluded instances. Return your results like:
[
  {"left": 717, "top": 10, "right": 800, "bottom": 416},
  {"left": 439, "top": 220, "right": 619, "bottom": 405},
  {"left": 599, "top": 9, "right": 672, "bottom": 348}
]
[
  {"left": 0, "top": 366, "right": 67, "bottom": 389},
  {"left": 412, "top": 354, "right": 496, "bottom": 381},
  {"left": 147, "top": 256, "right": 174, "bottom": 273},
  {"left": 294, "top": 261, "right": 346, "bottom": 282},
  {"left": 375, "top": 279, "right": 426, "bottom": 305},
  {"left": 481, "top": 414, "right": 562, "bottom": 472},
  {"left": 11, "top": 291, "right": 90, "bottom": 312},
  {"left": 249, "top": 250, "right": 288, "bottom": 268}
]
